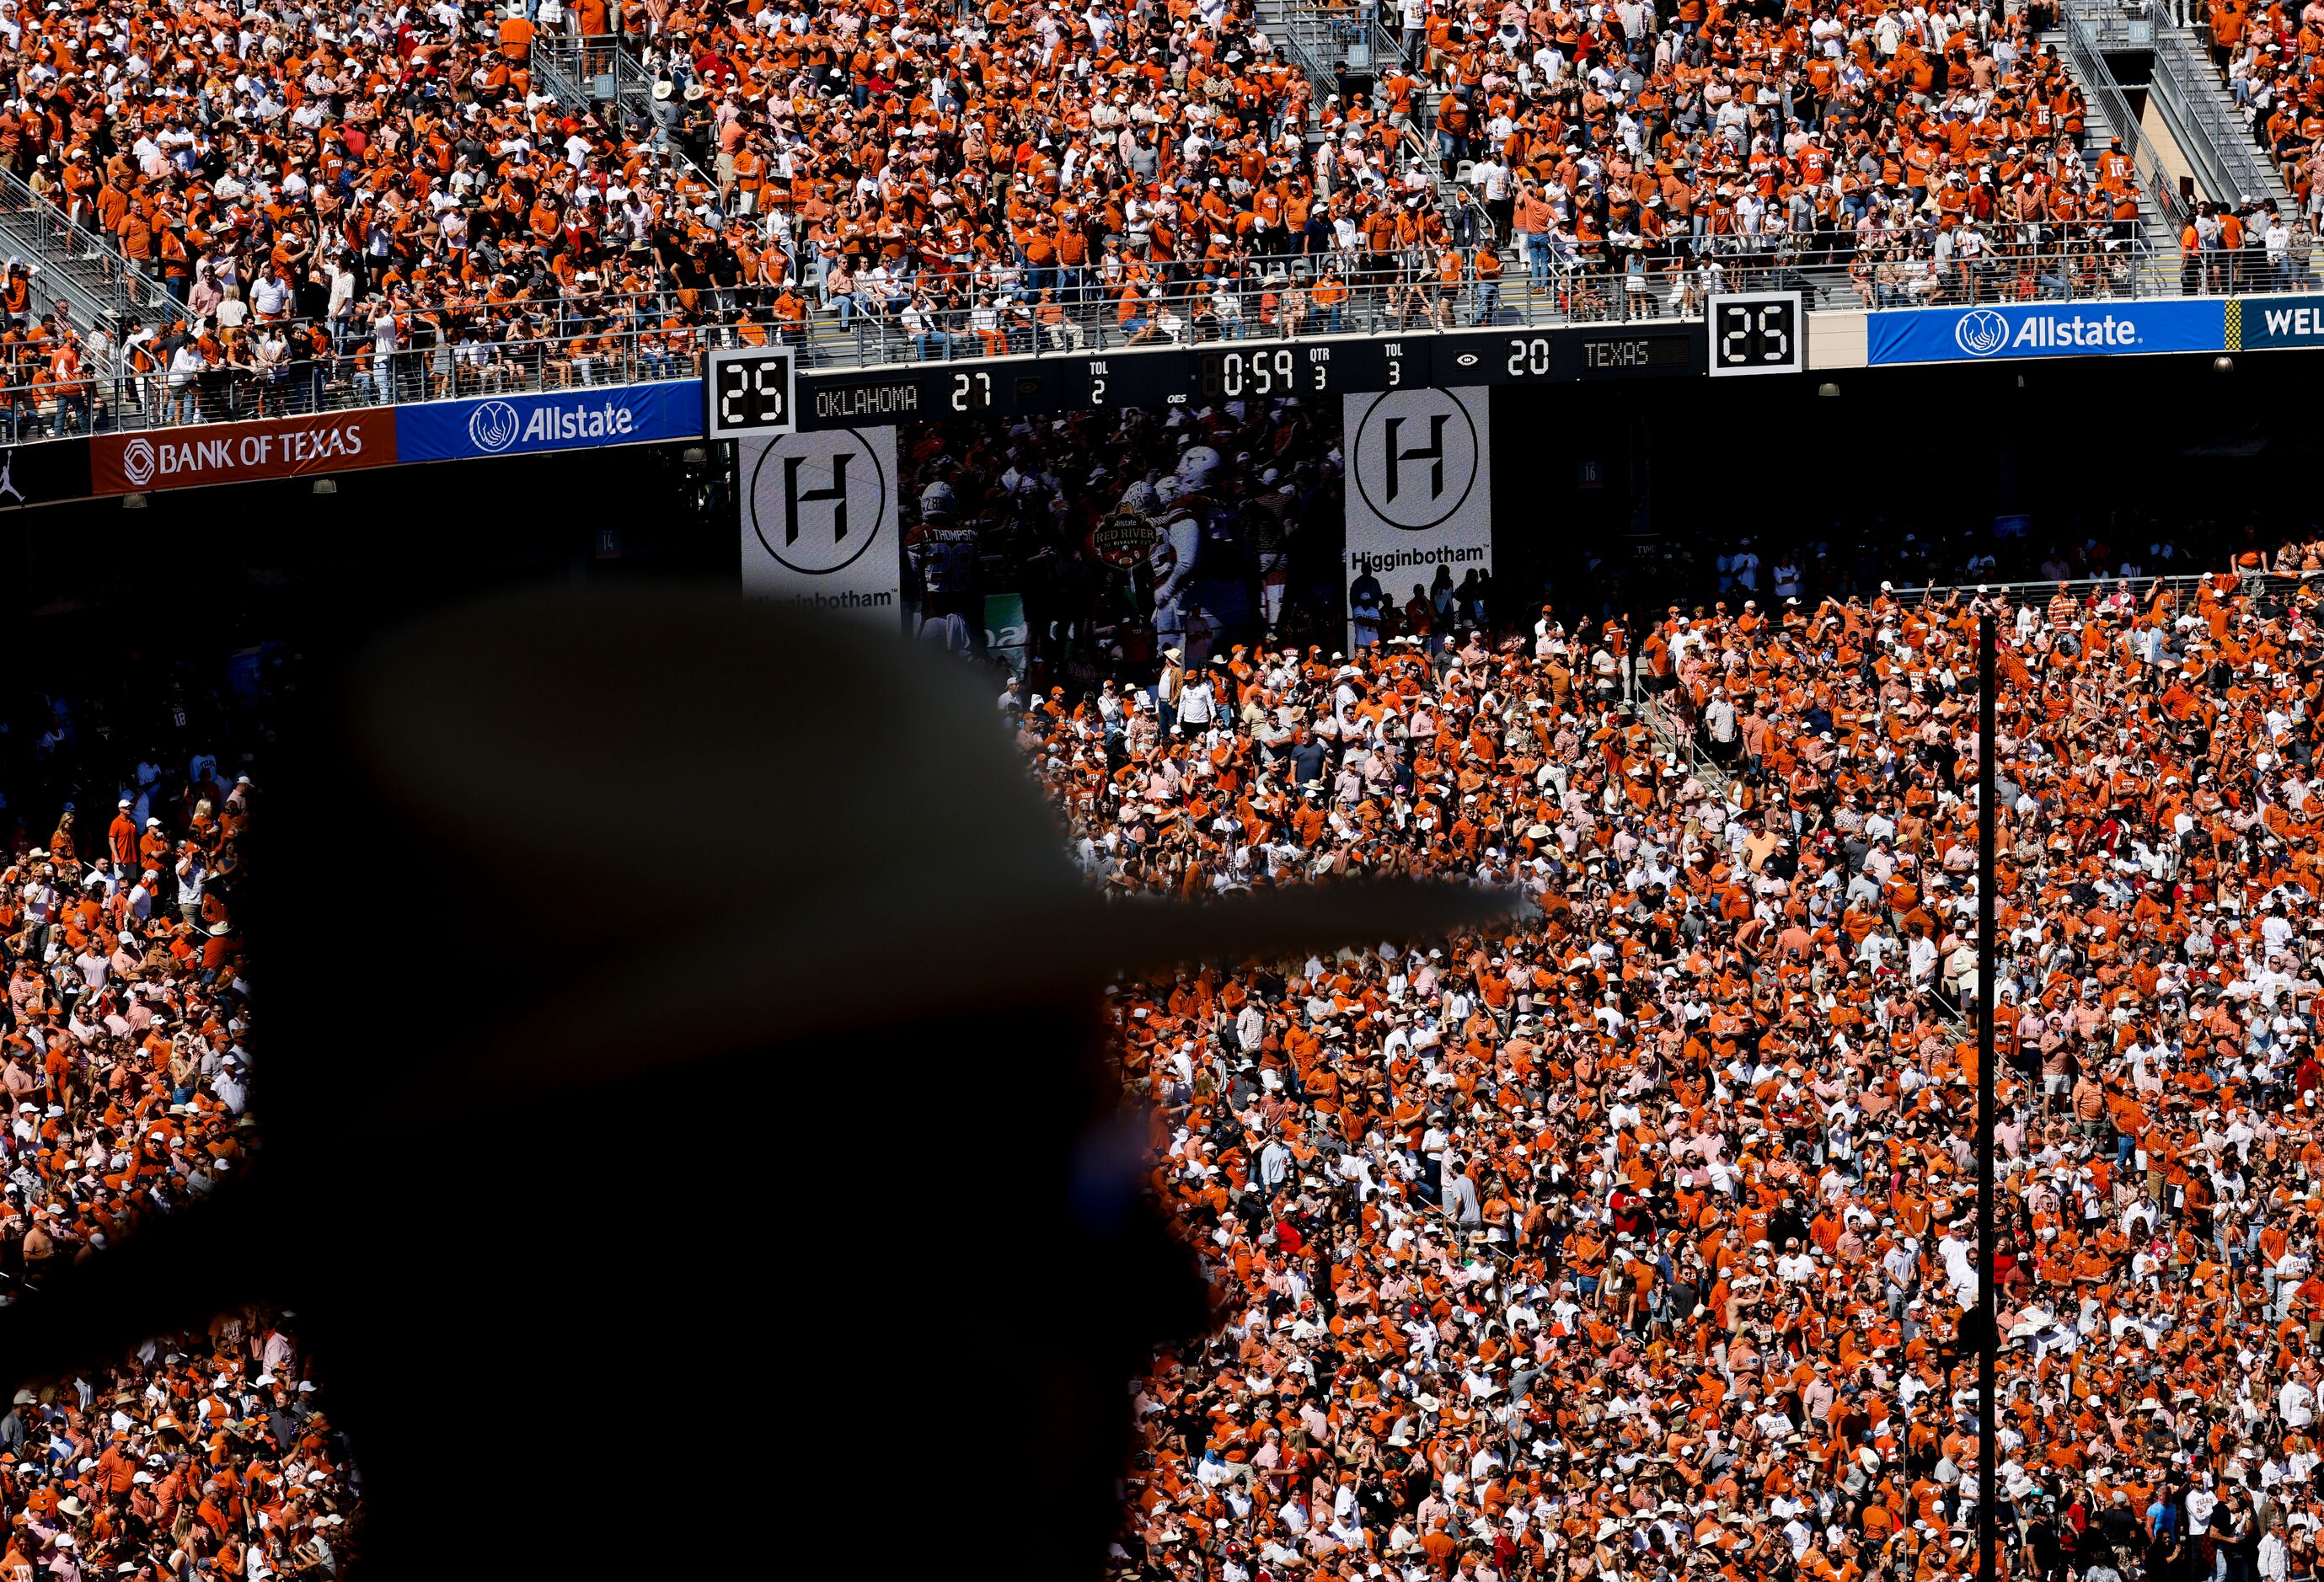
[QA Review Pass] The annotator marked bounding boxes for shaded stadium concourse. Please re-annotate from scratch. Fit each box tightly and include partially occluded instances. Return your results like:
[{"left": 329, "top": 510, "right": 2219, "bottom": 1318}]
[
  {"left": 0, "top": 348, "right": 2303, "bottom": 663},
  {"left": 1, "top": 444, "right": 730, "bottom": 649},
  {"left": 1493, "top": 349, "right": 2317, "bottom": 620}
]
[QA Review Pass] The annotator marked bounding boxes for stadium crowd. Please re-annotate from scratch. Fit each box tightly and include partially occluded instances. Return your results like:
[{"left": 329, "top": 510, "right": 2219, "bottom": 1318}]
[
  {"left": 0, "top": 666, "right": 356, "bottom": 1579},
  {"left": 0, "top": 0, "right": 2306, "bottom": 435},
  {"left": 2210, "top": 0, "right": 2324, "bottom": 227},
  {"left": 1017, "top": 557, "right": 2324, "bottom": 1582}
]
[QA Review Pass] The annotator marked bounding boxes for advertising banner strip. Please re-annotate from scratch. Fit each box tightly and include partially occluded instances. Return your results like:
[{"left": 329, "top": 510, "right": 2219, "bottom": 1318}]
[
  {"left": 393, "top": 380, "right": 704, "bottom": 463},
  {"left": 2224, "top": 296, "right": 2324, "bottom": 350},
  {"left": 80, "top": 382, "right": 702, "bottom": 499},
  {"left": 1865, "top": 298, "right": 2228, "bottom": 366},
  {"left": 91, "top": 410, "right": 399, "bottom": 496},
  {"left": 1341, "top": 385, "right": 1494, "bottom": 649}
]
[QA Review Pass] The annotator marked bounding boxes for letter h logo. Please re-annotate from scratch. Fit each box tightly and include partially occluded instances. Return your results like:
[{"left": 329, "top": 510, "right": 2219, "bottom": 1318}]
[
  {"left": 1383, "top": 414, "right": 1447, "bottom": 502},
  {"left": 784, "top": 452, "right": 853, "bottom": 546}
]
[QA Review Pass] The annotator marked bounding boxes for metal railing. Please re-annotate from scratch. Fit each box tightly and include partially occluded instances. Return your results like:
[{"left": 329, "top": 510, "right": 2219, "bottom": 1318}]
[
  {"left": 1265, "top": 5, "right": 1499, "bottom": 261},
  {"left": 531, "top": 29, "right": 629, "bottom": 101},
  {"left": 772, "top": 232, "right": 2323, "bottom": 368},
  {"left": 1874, "top": 568, "right": 2287, "bottom": 600},
  {"left": 529, "top": 33, "right": 592, "bottom": 107},
  {"left": 38, "top": 238, "right": 2320, "bottom": 437},
  {"left": 1374, "top": 120, "right": 1494, "bottom": 243},
  {"left": 2059, "top": 0, "right": 2155, "bottom": 47},
  {"left": 0, "top": 319, "right": 714, "bottom": 441},
  {"left": 1271, "top": 0, "right": 1400, "bottom": 81},
  {"left": 528, "top": 37, "right": 730, "bottom": 222},
  {"left": 0, "top": 168, "right": 149, "bottom": 328},
  {"left": 2149, "top": 24, "right": 2294, "bottom": 211},
  {"left": 608, "top": 43, "right": 662, "bottom": 112},
  {"left": 533, "top": 28, "right": 664, "bottom": 115},
  {"left": 0, "top": 230, "right": 2303, "bottom": 431},
  {"left": 1273, "top": 3, "right": 1347, "bottom": 90}
]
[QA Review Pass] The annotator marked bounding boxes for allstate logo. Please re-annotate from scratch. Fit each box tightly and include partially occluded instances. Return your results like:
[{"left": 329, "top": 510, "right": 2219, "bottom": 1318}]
[
  {"left": 466, "top": 400, "right": 522, "bottom": 453},
  {"left": 120, "top": 437, "right": 156, "bottom": 487},
  {"left": 1954, "top": 308, "right": 2011, "bottom": 357}
]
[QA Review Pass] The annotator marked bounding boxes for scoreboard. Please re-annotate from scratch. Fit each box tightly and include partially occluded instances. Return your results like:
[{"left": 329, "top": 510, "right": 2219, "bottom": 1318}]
[
  {"left": 706, "top": 347, "right": 796, "bottom": 436},
  {"left": 1707, "top": 291, "right": 1806, "bottom": 377},
  {"left": 758, "top": 318, "right": 1719, "bottom": 435}
]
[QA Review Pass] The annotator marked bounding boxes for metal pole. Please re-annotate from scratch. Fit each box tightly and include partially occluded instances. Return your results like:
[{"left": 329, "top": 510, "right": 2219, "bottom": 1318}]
[{"left": 1977, "top": 611, "right": 1998, "bottom": 1582}]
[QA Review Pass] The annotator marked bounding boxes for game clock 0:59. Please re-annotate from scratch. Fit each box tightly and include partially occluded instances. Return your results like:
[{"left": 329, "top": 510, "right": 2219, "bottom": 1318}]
[
  {"left": 1708, "top": 291, "right": 1806, "bottom": 377},
  {"left": 1197, "top": 346, "right": 1316, "bottom": 398},
  {"left": 706, "top": 347, "right": 796, "bottom": 436}
]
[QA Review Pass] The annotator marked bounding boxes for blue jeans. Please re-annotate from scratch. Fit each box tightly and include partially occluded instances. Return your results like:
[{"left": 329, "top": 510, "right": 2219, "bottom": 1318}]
[
  {"left": 1473, "top": 281, "right": 1500, "bottom": 323},
  {"left": 914, "top": 331, "right": 955, "bottom": 361}
]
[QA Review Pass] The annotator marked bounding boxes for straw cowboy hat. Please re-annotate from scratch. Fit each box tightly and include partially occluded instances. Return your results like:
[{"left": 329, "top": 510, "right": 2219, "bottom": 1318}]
[{"left": 341, "top": 588, "right": 1505, "bottom": 1102}]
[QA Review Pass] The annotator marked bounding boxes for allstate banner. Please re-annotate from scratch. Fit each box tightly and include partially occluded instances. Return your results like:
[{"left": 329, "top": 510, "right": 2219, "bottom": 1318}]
[
  {"left": 739, "top": 426, "right": 902, "bottom": 618},
  {"left": 1866, "top": 298, "right": 2226, "bottom": 366},
  {"left": 1342, "top": 386, "right": 1492, "bottom": 648},
  {"left": 393, "top": 381, "right": 703, "bottom": 462}
]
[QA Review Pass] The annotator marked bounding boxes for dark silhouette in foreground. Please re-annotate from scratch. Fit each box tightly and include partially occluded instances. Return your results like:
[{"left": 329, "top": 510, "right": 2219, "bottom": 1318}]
[{"left": 0, "top": 589, "right": 1502, "bottom": 1578}]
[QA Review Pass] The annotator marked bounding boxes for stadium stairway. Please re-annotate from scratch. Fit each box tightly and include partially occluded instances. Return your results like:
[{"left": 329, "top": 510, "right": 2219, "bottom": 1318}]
[
  {"left": 531, "top": 44, "right": 608, "bottom": 136},
  {"left": 1640, "top": 688, "right": 1727, "bottom": 799},
  {"left": 0, "top": 170, "right": 149, "bottom": 334},
  {"left": 1257, "top": 5, "right": 1579, "bottom": 321},
  {"left": 2042, "top": 20, "right": 2188, "bottom": 259},
  {"left": 534, "top": 35, "right": 665, "bottom": 144},
  {"left": 2146, "top": 21, "right": 2300, "bottom": 217},
  {"left": 1253, "top": 0, "right": 1295, "bottom": 51}
]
